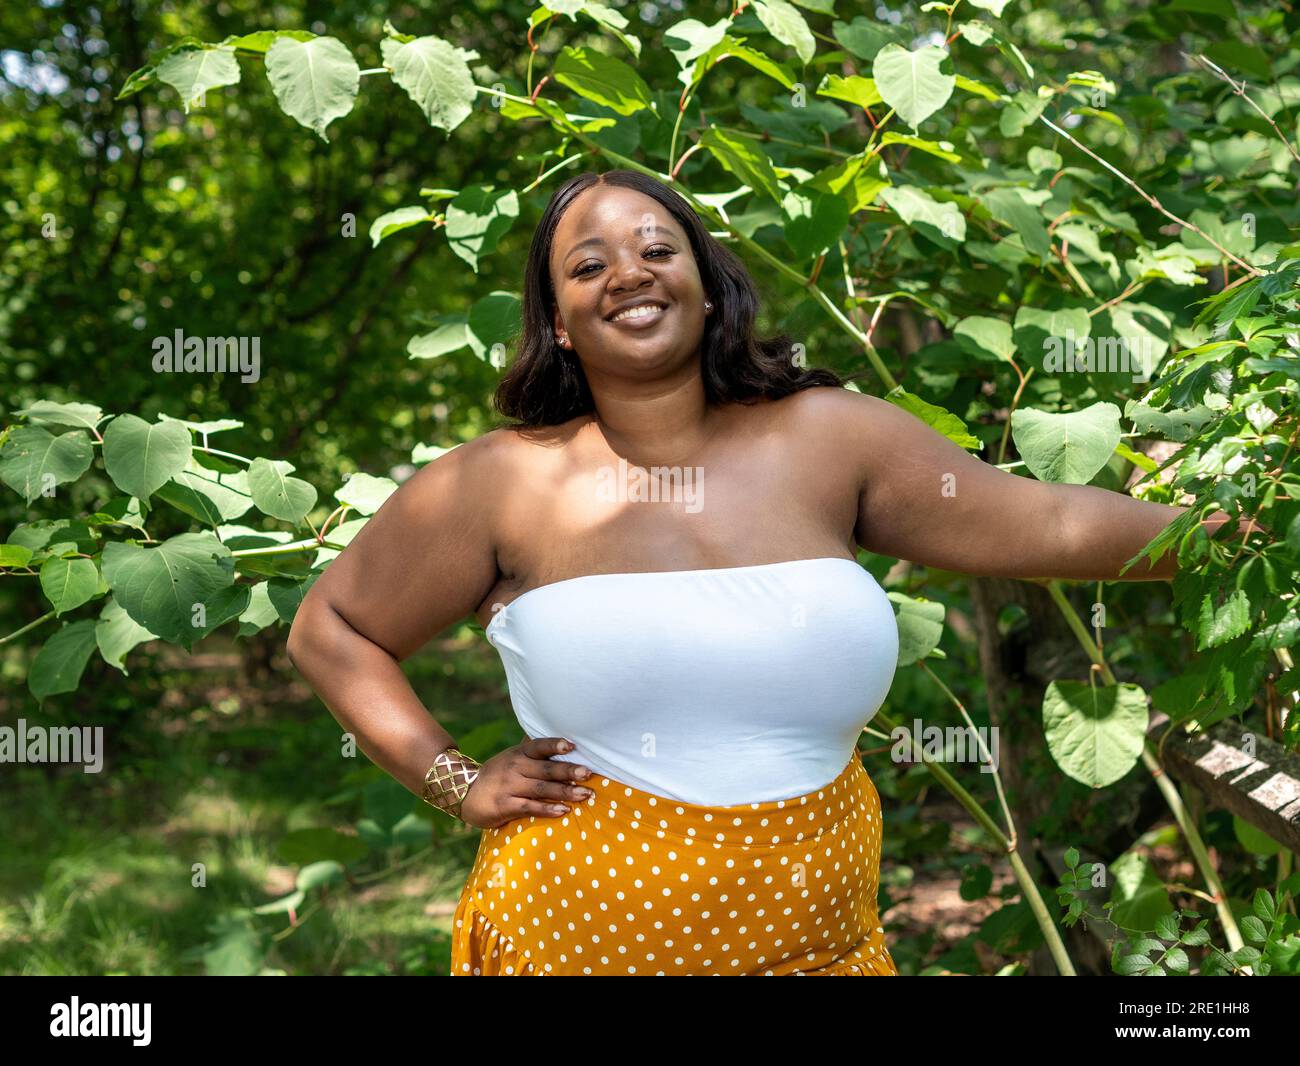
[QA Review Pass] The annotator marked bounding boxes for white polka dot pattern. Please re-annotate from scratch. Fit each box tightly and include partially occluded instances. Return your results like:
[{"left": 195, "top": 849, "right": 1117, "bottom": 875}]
[{"left": 450, "top": 755, "right": 896, "bottom": 976}]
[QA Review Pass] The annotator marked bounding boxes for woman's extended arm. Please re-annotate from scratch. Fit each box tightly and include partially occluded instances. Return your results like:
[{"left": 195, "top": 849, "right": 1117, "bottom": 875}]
[{"left": 835, "top": 391, "right": 1248, "bottom": 581}]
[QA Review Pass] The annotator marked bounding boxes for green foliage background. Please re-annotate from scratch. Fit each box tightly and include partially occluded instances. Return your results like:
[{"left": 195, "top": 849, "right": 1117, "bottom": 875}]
[{"left": 2, "top": 0, "right": 1299, "bottom": 975}]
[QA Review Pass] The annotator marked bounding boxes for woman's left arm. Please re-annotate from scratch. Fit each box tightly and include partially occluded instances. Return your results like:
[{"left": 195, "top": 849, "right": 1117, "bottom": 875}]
[{"left": 836, "top": 390, "right": 1254, "bottom": 582}]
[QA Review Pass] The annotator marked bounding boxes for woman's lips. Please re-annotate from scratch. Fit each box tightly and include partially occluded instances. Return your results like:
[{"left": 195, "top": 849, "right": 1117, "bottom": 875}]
[{"left": 606, "top": 303, "right": 669, "bottom": 329}]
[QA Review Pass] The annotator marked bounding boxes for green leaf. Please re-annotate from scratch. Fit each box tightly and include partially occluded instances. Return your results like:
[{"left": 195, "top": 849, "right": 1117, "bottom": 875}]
[
  {"left": 954, "top": 316, "right": 1016, "bottom": 362},
  {"left": 878, "top": 185, "right": 966, "bottom": 247},
  {"left": 553, "top": 46, "right": 653, "bottom": 116},
  {"left": 7, "top": 519, "right": 96, "bottom": 555},
  {"left": 95, "top": 597, "right": 158, "bottom": 674},
  {"left": 832, "top": 17, "right": 904, "bottom": 62},
  {"left": 157, "top": 413, "right": 244, "bottom": 436},
  {"left": 237, "top": 582, "right": 281, "bottom": 635},
  {"left": 369, "top": 205, "right": 433, "bottom": 248},
  {"left": 954, "top": 74, "right": 1001, "bottom": 101},
  {"left": 753, "top": 0, "right": 816, "bottom": 66},
  {"left": 444, "top": 185, "right": 520, "bottom": 272},
  {"left": 888, "top": 592, "right": 946, "bottom": 665},
  {"left": 698, "top": 127, "right": 784, "bottom": 204},
  {"left": 29, "top": 619, "right": 100, "bottom": 700},
  {"left": 192, "top": 584, "right": 253, "bottom": 641},
  {"left": 40, "top": 556, "right": 100, "bottom": 615},
  {"left": 218, "top": 30, "right": 316, "bottom": 54},
  {"left": 1197, "top": 588, "right": 1251, "bottom": 650},
  {"left": 879, "top": 132, "right": 962, "bottom": 163},
  {"left": 102, "top": 414, "right": 193, "bottom": 500},
  {"left": 884, "top": 386, "right": 980, "bottom": 449},
  {"left": 663, "top": 17, "right": 730, "bottom": 71},
  {"left": 87, "top": 497, "right": 147, "bottom": 531},
  {"left": 1042, "top": 680, "right": 1148, "bottom": 788},
  {"left": 982, "top": 187, "right": 1051, "bottom": 259},
  {"left": 389, "top": 36, "right": 478, "bottom": 132},
  {"left": 467, "top": 291, "right": 522, "bottom": 361},
  {"left": 0, "top": 544, "right": 34, "bottom": 567},
  {"left": 277, "top": 827, "right": 369, "bottom": 866},
  {"left": 720, "top": 40, "right": 797, "bottom": 89},
  {"left": 872, "top": 43, "right": 955, "bottom": 129},
  {"left": 407, "top": 316, "right": 470, "bottom": 360},
  {"left": 0, "top": 426, "right": 94, "bottom": 503},
  {"left": 264, "top": 36, "right": 360, "bottom": 142},
  {"left": 156, "top": 45, "right": 241, "bottom": 113},
  {"left": 247, "top": 458, "right": 318, "bottom": 525},
  {"left": 1233, "top": 815, "right": 1282, "bottom": 856},
  {"left": 267, "top": 573, "right": 321, "bottom": 624},
  {"left": 16, "top": 401, "right": 104, "bottom": 432},
  {"left": 816, "top": 73, "right": 882, "bottom": 110},
  {"left": 966, "top": 0, "right": 1012, "bottom": 14},
  {"left": 1013, "top": 306, "right": 1091, "bottom": 365},
  {"left": 781, "top": 188, "right": 850, "bottom": 260},
  {"left": 314, "top": 517, "right": 368, "bottom": 566},
  {"left": 101, "top": 532, "right": 235, "bottom": 646},
  {"left": 1010, "top": 402, "right": 1122, "bottom": 484},
  {"left": 156, "top": 462, "right": 252, "bottom": 526},
  {"left": 334, "top": 473, "right": 397, "bottom": 515},
  {"left": 1108, "top": 851, "right": 1175, "bottom": 933}
]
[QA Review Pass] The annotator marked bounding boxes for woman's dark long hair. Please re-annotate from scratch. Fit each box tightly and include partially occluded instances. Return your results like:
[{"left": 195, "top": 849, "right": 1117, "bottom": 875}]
[{"left": 494, "top": 169, "right": 844, "bottom": 426}]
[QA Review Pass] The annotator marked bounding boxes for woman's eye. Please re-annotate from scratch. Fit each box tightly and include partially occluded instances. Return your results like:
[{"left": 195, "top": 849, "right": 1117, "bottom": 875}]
[{"left": 574, "top": 247, "right": 672, "bottom": 277}]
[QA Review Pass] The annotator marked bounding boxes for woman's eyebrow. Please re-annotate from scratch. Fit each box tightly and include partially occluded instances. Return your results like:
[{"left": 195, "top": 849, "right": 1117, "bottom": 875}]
[{"left": 560, "top": 223, "right": 681, "bottom": 264}]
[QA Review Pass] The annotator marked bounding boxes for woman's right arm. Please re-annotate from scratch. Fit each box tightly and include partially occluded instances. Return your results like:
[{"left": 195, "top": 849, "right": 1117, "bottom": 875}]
[{"left": 285, "top": 430, "right": 591, "bottom": 824}]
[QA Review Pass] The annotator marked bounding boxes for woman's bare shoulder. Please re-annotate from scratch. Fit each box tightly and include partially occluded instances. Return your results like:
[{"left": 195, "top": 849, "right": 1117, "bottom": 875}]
[{"left": 762, "top": 384, "right": 894, "bottom": 441}]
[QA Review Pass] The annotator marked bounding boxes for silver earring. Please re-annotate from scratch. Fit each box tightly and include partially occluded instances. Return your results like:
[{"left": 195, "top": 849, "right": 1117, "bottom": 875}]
[{"left": 705, "top": 301, "right": 713, "bottom": 312}]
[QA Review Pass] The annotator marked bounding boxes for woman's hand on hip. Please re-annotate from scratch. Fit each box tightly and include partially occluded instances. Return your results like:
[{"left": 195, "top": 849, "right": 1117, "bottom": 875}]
[{"left": 459, "top": 736, "right": 594, "bottom": 829}]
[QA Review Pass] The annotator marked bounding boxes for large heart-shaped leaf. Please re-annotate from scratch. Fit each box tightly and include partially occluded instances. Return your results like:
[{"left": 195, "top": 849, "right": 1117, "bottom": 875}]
[
  {"left": 1011, "top": 402, "right": 1122, "bottom": 484},
  {"left": 248, "top": 458, "right": 318, "bottom": 524},
  {"left": 781, "top": 188, "right": 850, "bottom": 260},
  {"left": 0, "top": 426, "right": 94, "bottom": 503},
  {"left": 16, "top": 401, "right": 104, "bottom": 432},
  {"left": 888, "top": 592, "right": 946, "bottom": 665},
  {"left": 95, "top": 597, "right": 159, "bottom": 674},
  {"left": 885, "top": 386, "right": 980, "bottom": 450},
  {"left": 1042, "top": 680, "right": 1148, "bottom": 788},
  {"left": 40, "top": 556, "right": 101, "bottom": 615},
  {"left": 554, "top": 46, "right": 653, "bottom": 116},
  {"left": 264, "top": 36, "right": 360, "bottom": 142},
  {"left": 872, "top": 43, "right": 955, "bottom": 128},
  {"left": 954, "top": 316, "right": 1016, "bottom": 362},
  {"left": 156, "top": 45, "right": 241, "bottom": 112},
  {"left": 444, "top": 185, "right": 519, "bottom": 272},
  {"left": 334, "top": 473, "right": 397, "bottom": 516},
  {"left": 101, "top": 532, "right": 235, "bottom": 646},
  {"left": 878, "top": 185, "right": 965, "bottom": 248},
  {"left": 753, "top": 0, "right": 816, "bottom": 66},
  {"left": 156, "top": 459, "right": 253, "bottom": 525},
  {"left": 102, "top": 414, "right": 193, "bottom": 501},
  {"left": 29, "top": 619, "right": 100, "bottom": 700},
  {"left": 388, "top": 35, "right": 478, "bottom": 132},
  {"left": 699, "top": 127, "right": 783, "bottom": 204}
]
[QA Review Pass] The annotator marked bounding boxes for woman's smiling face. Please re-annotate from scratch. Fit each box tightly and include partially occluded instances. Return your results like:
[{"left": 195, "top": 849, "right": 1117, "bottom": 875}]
[{"left": 548, "top": 184, "right": 711, "bottom": 381}]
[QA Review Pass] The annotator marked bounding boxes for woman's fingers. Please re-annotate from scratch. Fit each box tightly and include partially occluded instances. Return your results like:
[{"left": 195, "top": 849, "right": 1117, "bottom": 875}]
[{"left": 518, "top": 736, "right": 593, "bottom": 784}]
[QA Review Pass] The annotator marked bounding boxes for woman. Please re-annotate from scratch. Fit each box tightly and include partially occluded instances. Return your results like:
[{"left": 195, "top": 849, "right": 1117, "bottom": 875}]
[{"left": 286, "top": 168, "right": 1219, "bottom": 976}]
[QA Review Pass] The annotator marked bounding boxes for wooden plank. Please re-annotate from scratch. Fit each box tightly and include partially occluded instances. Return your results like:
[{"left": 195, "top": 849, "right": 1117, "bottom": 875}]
[{"left": 1147, "top": 711, "right": 1300, "bottom": 853}]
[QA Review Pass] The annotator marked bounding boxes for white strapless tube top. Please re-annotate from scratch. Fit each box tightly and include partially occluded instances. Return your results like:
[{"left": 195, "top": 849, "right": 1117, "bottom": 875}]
[{"left": 484, "top": 556, "right": 899, "bottom": 805}]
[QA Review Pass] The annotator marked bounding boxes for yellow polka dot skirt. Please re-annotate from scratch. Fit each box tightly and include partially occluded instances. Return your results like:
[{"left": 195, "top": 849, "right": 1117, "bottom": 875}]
[{"left": 450, "top": 754, "right": 897, "bottom": 975}]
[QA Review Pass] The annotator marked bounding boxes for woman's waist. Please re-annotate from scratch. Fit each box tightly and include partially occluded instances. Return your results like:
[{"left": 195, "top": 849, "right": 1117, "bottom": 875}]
[{"left": 503, "top": 742, "right": 874, "bottom": 843}]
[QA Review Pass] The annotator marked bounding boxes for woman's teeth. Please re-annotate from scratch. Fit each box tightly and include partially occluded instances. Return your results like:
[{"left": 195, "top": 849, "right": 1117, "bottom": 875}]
[{"left": 611, "top": 304, "right": 664, "bottom": 322}]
